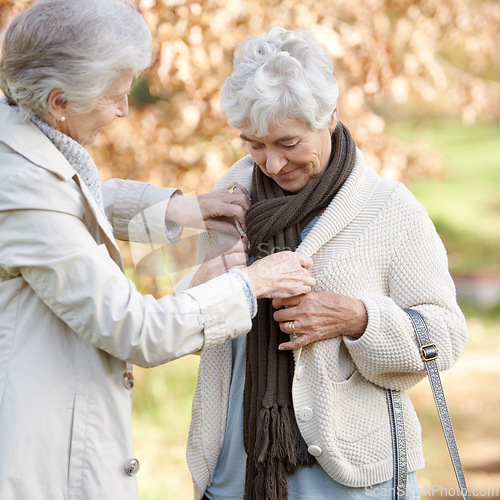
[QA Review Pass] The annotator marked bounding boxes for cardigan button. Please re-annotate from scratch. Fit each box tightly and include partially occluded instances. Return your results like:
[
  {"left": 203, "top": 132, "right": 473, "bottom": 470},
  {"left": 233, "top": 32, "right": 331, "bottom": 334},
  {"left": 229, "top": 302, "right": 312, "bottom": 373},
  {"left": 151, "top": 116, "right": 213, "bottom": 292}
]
[
  {"left": 298, "top": 407, "right": 313, "bottom": 422},
  {"left": 296, "top": 365, "right": 305, "bottom": 380},
  {"left": 307, "top": 445, "right": 322, "bottom": 457},
  {"left": 124, "top": 458, "right": 140, "bottom": 476}
]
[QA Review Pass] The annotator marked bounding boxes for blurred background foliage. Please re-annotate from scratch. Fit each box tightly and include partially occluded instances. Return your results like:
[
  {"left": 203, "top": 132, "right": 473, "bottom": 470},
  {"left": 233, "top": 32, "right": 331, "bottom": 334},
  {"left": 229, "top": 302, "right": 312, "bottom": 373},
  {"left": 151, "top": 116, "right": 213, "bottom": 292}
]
[
  {"left": 2, "top": 0, "right": 498, "bottom": 191},
  {"left": 1, "top": 0, "right": 499, "bottom": 498}
]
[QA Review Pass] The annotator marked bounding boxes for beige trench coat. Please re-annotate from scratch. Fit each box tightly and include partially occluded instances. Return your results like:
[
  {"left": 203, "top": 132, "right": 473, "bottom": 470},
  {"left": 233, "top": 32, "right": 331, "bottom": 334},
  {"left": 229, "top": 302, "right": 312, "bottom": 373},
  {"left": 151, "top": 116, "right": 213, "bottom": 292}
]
[{"left": 0, "top": 102, "right": 252, "bottom": 499}]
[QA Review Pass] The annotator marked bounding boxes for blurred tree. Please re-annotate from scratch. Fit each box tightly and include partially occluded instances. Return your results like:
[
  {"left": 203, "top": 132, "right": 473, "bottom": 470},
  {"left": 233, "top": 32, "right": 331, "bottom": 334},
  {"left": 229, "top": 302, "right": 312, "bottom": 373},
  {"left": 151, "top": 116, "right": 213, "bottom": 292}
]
[
  {"left": 1, "top": 0, "right": 499, "bottom": 190},
  {"left": 103, "top": 0, "right": 500, "bottom": 189}
]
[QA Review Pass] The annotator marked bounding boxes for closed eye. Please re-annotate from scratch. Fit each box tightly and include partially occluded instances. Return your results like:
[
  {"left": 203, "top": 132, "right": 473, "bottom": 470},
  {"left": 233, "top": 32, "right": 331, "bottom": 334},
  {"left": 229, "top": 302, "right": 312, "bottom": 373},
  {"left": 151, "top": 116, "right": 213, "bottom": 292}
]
[{"left": 109, "top": 94, "right": 128, "bottom": 104}]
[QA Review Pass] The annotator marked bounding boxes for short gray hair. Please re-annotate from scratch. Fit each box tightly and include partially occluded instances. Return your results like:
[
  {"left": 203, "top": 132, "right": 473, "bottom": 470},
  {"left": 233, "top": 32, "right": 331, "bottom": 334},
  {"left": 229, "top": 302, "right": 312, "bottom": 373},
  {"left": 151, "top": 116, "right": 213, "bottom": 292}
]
[
  {"left": 220, "top": 27, "right": 339, "bottom": 137},
  {"left": 0, "top": 0, "right": 152, "bottom": 121}
]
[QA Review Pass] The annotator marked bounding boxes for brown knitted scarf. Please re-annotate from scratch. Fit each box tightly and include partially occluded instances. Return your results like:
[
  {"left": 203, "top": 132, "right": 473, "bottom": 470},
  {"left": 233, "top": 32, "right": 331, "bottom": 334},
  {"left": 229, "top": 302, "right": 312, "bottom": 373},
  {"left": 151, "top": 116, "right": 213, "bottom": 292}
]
[{"left": 243, "top": 122, "right": 357, "bottom": 500}]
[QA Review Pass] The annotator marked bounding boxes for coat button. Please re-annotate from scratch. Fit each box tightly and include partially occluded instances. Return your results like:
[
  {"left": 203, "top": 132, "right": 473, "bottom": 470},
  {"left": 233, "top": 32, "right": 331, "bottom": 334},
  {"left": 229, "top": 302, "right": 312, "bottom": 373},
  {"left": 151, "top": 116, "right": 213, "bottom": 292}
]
[
  {"left": 307, "top": 445, "right": 322, "bottom": 457},
  {"left": 123, "top": 371, "right": 135, "bottom": 390},
  {"left": 298, "top": 407, "right": 313, "bottom": 422},
  {"left": 296, "top": 365, "right": 305, "bottom": 380},
  {"left": 125, "top": 458, "right": 140, "bottom": 476}
]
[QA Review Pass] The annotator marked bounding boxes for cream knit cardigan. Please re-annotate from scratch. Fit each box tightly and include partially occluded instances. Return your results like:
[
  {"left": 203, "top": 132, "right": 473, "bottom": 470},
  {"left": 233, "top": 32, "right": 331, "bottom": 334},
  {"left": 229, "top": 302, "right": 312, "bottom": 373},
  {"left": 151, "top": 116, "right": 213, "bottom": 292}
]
[{"left": 185, "top": 151, "right": 468, "bottom": 497}]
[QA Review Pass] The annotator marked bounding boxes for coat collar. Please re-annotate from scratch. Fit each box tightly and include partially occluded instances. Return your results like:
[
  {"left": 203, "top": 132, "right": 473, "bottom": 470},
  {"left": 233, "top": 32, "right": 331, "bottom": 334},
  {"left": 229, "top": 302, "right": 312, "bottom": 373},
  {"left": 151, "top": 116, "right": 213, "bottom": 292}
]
[
  {"left": 0, "top": 101, "right": 75, "bottom": 181},
  {"left": 0, "top": 101, "right": 121, "bottom": 263}
]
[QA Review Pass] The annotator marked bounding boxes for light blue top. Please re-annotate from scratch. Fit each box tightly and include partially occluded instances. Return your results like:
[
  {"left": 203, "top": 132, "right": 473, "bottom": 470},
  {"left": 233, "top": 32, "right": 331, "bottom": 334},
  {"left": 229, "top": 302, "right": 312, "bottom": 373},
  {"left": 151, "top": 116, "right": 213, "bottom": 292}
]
[{"left": 205, "top": 217, "right": 420, "bottom": 499}]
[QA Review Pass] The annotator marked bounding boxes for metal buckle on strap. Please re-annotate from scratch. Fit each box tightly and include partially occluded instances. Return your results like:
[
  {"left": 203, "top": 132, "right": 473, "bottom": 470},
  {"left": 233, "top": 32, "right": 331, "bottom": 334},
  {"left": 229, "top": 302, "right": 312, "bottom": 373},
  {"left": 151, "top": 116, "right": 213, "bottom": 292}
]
[{"left": 420, "top": 343, "right": 439, "bottom": 361}]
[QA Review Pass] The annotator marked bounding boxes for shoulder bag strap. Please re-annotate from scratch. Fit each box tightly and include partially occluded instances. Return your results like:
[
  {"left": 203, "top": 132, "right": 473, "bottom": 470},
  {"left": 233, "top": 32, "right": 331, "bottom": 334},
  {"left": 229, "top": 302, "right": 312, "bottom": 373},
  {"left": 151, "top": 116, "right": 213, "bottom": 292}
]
[
  {"left": 386, "top": 309, "right": 469, "bottom": 500},
  {"left": 386, "top": 388, "right": 407, "bottom": 499}
]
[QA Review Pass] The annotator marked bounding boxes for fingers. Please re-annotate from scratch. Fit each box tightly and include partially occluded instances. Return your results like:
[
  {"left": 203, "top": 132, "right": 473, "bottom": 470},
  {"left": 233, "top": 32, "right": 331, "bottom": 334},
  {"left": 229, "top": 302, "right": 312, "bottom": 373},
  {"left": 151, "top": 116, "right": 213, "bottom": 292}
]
[
  {"left": 219, "top": 185, "right": 250, "bottom": 212},
  {"left": 276, "top": 320, "right": 312, "bottom": 351},
  {"left": 272, "top": 295, "right": 305, "bottom": 310},
  {"left": 225, "top": 200, "right": 248, "bottom": 231},
  {"left": 285, "top": 319, "right": 302, "bottom": 335},
  {"left": 222, "top": 183, "right": 250, "bottom": 229},
  {"left": 278, "top": 335, "right": 312, "bottom": 351},
  {"left": 245, "top": 250, "right": 316, "bottom": 299},
  {"left": 205, "top": 196, "right": 248, "bottom": 233},
  {"left": 166, "top": 189, "right": 251, "bottom": 231},
  {"left": 278, "top": 250, "right": 313, "bottom": 273},
  {"left": 290, "top": 271, "right": 316, "bottom": 297},
  {"left": 273, "top": 302, "right": 301, "bottom": 323},
  {"left": 224, "top": 182, "right": 249, "bottom": 197},
  {"left": 208, "top": 194, "right": 248, "bottom": 216},
  {"left": 205, "top": 218, "right": 243, "bottom": 238},
  {"left": 196, "top": 188, "right": 250, "bottom": 231},
  {"left": 295, "top": 251, "right": 313, "bottom": 270}
]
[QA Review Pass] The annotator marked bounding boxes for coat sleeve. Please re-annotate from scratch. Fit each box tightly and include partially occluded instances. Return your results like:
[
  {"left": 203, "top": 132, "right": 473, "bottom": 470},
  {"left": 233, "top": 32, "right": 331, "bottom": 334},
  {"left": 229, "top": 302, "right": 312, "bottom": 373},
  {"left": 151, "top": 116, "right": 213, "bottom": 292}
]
[
  {"left": 102, "top": 178, "right": 182, "bottom": 244},
  {"left": 343, "top": 197, "right": 468, "bottom": 391},
  {"left": 0, "top": 171, "right": 252, "bottom": 368}
]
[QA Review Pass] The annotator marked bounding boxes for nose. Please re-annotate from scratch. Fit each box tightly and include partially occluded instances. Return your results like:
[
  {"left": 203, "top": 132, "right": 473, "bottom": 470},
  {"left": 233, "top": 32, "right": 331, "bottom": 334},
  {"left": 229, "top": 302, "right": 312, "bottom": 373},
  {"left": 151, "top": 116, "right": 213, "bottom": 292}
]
[
  {"left": 117, "top": 96, "right": 129, "bottom": 118},
  {"left": 265, "top": 149, "right": 287, "bottom": 175}
]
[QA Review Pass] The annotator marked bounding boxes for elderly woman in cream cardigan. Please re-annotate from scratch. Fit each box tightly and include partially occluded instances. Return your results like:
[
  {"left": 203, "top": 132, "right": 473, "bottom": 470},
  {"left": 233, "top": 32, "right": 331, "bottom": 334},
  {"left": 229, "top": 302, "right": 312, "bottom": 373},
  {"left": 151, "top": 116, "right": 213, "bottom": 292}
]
[{"left": 179, "top": 27, "right": 468, "bottom": 500}]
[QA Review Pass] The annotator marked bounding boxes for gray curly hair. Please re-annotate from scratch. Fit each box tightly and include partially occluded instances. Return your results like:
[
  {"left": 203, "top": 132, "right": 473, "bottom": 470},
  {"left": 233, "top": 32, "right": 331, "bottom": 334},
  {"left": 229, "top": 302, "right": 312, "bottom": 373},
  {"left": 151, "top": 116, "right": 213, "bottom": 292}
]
[{"left": 220, "top": 27, "right": 339, "bottom": 137}]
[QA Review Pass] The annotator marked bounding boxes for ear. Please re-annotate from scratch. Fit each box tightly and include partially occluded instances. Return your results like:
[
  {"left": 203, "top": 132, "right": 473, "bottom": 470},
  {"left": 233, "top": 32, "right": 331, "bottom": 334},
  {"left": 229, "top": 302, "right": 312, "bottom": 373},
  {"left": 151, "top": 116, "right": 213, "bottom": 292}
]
[
  {"left": 47, "top": 88, "right": 68, "bottom": 121},
  {"left": 328, "top": 107, "right": 339, "bottom": 130}
]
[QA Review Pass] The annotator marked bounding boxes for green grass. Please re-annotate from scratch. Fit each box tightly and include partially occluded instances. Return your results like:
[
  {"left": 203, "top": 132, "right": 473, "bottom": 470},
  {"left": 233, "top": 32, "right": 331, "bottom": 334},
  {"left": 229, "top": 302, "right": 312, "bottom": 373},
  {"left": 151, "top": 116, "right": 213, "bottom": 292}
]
[
  {"left": 390, "top": 119, "right": 500, "bottom": 274},
  {"left": 133, "top": 355, "right": 200, "bottom": 500}
]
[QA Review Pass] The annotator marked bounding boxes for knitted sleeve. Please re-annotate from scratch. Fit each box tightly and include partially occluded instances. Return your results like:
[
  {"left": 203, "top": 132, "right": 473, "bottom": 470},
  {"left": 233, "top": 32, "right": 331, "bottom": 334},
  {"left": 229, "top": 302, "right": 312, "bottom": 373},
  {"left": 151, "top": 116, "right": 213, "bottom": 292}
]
[{"left": 343, "top": 200, "right": 468, "bottom": 391}]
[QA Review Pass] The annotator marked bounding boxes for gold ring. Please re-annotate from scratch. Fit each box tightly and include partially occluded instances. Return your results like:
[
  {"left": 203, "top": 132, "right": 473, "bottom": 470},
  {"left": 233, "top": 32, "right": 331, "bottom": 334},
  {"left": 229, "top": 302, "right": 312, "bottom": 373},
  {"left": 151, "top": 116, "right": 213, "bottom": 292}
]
[
  {"left": 289, "top": 320, "right": 296, "bottom": 336},
  {"left": 228, "top": 185, "right": 235, "bottom": 194}
]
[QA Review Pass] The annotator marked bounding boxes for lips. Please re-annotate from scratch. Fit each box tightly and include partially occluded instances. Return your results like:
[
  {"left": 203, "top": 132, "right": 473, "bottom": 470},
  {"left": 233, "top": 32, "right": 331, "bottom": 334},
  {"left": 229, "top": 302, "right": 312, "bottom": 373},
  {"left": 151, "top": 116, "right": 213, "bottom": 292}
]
[{"left": 276, "top": 168, "right": 299, "bottom": 178}]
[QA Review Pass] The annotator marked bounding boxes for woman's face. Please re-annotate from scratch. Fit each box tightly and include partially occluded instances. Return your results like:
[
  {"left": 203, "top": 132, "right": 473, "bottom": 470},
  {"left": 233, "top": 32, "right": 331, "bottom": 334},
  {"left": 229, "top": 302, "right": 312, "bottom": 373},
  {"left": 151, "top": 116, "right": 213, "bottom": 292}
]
[
  {"left": 240, "top": 115, "right": 337, "bottom": 193},
  {"left": 57, "top": 69, "right": 134, "bottom": 146}
]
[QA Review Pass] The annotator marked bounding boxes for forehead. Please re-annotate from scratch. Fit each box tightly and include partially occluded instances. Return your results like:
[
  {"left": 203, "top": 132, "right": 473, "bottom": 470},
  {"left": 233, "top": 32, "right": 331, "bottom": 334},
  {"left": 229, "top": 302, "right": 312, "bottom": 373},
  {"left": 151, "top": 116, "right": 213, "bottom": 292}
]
[
  {"left": 243, "top": 119, "right": 312, "bottom": 142},
  {"left": 104, "top": 69, "right": 134, "bottom": 97}
]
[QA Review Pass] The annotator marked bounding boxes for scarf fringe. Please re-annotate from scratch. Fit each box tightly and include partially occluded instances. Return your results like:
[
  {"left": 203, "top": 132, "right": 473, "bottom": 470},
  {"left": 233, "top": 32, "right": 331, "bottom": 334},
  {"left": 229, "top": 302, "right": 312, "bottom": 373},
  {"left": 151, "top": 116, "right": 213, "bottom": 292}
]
[{"left": 246, "top": 404, "right": 314, "bottom": 500}]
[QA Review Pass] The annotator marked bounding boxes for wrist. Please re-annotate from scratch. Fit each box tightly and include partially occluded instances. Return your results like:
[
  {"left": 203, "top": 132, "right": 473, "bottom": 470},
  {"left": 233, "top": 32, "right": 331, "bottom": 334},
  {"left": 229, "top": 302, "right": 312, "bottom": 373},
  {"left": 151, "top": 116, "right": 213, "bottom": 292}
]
[
  {"left": 347, "top": 299, "right": 368, "bottom": 339},
  {"left": 229, "top": 269, "right": 257, "bottom": 317},
  {"left": 242, "top": 266, "right": 265, "bottom": 299},
  {"left": 165, "top": 192, "right": 183, "bottom": 225}
]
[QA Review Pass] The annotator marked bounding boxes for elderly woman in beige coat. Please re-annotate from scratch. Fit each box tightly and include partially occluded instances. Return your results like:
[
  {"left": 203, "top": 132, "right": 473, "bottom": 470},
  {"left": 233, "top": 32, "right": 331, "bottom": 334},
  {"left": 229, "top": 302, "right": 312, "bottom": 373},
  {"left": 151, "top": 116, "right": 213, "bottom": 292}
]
[
  {"left": 0, "top": 3, "right": 315, "bottom": 499},
  {"left": 184, "top": 28, "right": 468, "bottom": 500}
]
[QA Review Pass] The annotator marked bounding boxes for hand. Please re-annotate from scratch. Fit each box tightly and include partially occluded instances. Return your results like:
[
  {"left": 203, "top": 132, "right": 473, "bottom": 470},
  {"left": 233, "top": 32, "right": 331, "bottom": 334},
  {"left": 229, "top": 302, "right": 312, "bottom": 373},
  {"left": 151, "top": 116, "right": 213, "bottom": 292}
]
[
  {"left": 272, "top": 291, "right": 368, "bottom": 350},
  {"left": 165, "top": 183, "right": 250, "bottom": 238},
  {"left": 243, "top": 251, "right": 316, "bottom": 299},
  {"left": 190, "top": 237, "right": 249, "bottom": 288}
]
